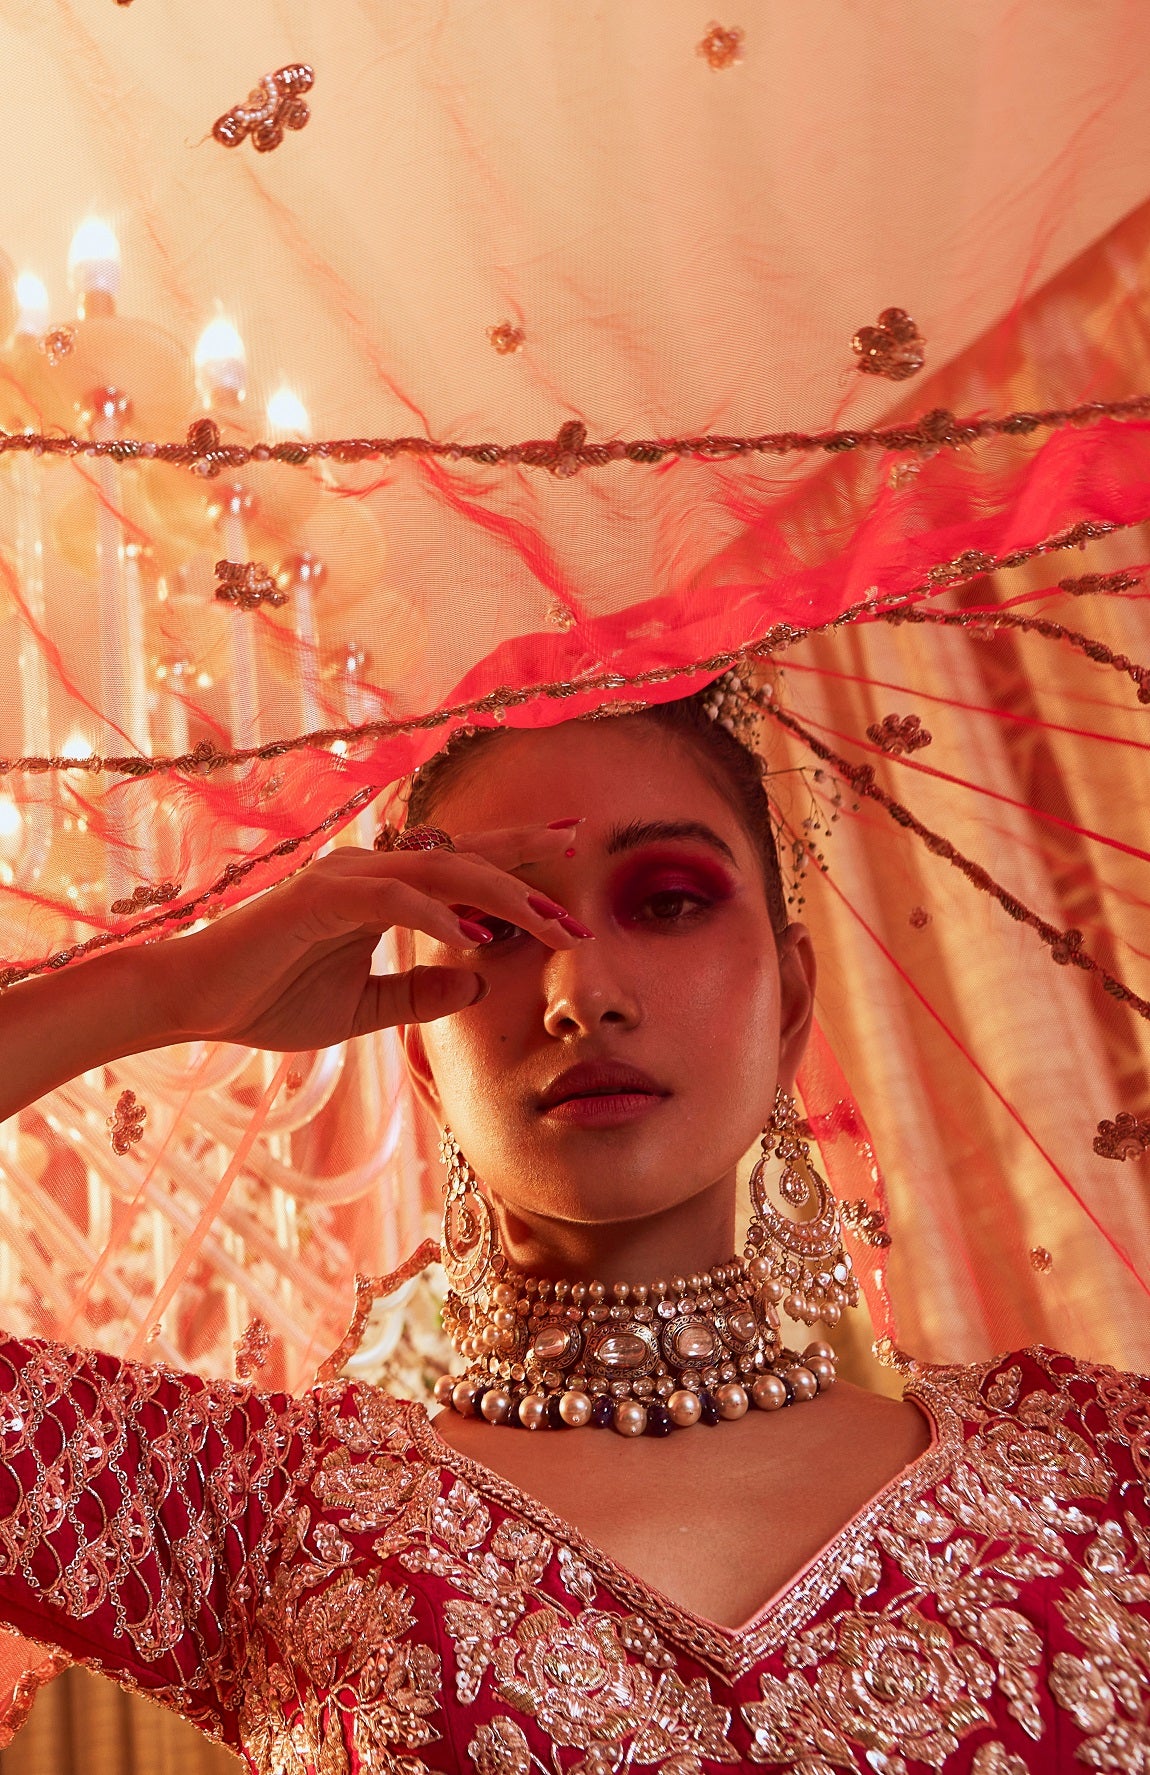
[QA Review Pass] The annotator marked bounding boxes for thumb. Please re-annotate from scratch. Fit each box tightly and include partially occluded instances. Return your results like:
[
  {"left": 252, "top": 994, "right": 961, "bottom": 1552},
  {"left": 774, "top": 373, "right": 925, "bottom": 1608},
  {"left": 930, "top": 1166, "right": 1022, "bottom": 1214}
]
[{"left": 358, "top": 965, "right": 489, "bottom": 1032}]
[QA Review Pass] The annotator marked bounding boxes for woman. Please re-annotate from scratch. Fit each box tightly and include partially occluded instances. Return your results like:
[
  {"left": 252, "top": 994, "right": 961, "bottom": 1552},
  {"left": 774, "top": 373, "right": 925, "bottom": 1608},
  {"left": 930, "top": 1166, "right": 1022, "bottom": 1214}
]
[{"left": 0, "top": 683, "right": 1146, "bottom": 1774}]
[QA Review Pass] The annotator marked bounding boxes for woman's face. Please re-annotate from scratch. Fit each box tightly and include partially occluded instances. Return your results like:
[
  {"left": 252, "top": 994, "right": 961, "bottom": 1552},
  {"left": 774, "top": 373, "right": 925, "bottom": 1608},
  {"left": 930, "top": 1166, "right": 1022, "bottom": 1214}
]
[{"left": 403, "top": 717, "right": 814, "bottom": 1235}]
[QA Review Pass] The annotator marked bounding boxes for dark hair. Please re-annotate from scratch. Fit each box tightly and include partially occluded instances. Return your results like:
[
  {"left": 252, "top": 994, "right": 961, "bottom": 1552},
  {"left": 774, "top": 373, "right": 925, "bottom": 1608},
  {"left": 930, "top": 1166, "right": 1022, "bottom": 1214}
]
[{"left": 405, "top": 689, "right": 789, "bottom": 934}]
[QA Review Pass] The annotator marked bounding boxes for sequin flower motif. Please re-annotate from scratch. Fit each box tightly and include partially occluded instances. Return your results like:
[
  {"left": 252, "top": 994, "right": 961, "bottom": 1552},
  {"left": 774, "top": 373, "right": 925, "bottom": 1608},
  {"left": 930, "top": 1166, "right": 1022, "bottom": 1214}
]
[
  {"left": 107, "top": 1089, "right": 146, "bottom": 1157},
  {"left": 697, "top": 22, "right": 745, "bottom": 68},
  {"left": 110, "top": 880, "right": 182, "bottom": 916},
  {"left": 234, "top": 1318, "right": 271, "bottom": 1382},
  {"left": 840, "top": 1198, "right": 892, "bottom": 1249},
  {"left": 852, "top": 308, "right": 926, "bottom": 381},
  {"left": 214, "top": 560, "right": 287, "bottom": 611},
  {"left": 213, "top": 64, "right": 314, "bottom": 154},
  {"left": 487, "top": 321, "right": 525, "bottom": 355},
  {"left": 1093, "top": 1111, "right": 1150, "bottom": 1161},
  {"left": 866, "top": 712, "right": 933, "bottom": 755},
  {"left": 39, "top": 328, "right": 75, "bottom": 366}
]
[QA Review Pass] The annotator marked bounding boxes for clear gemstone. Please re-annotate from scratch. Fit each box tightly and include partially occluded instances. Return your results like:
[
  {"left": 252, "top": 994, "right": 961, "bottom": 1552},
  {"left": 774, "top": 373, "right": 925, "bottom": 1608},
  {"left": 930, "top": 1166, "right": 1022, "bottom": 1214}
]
[
  {"left": 671, "top": 1323, "right": 717, "bottom": 1362},
  {"left": 531, "top": 1324, "right": 575, "bottom": 1364},
  {"left": 594, "top": 1332, "right": 648, "bottom": 1370}
]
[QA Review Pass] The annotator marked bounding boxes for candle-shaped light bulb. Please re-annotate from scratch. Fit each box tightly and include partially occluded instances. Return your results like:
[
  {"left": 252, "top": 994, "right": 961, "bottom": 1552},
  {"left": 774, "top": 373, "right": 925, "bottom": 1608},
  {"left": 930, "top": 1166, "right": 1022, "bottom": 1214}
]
[
  {"left": 68, "top": 217, "right": 120, "bottom": 317},
  {"left": 14, "top": 273, "right": 49, "bottom": 338},
  {"left": 267, "top": 385, "right": 310, "bottom": 439},
  {"left": 0, "top": 794, "right": 23, "bottom": 863},
  {"left": 195, "top": 316, "right": 247, "bottom": 406}
]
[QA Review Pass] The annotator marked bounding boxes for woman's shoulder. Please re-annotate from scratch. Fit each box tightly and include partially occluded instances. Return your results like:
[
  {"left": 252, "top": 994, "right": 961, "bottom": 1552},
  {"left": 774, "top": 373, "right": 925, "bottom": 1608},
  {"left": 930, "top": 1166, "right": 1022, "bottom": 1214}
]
[{"left": 907, "top": 1342, "right": 1150, "bottom": 1506}]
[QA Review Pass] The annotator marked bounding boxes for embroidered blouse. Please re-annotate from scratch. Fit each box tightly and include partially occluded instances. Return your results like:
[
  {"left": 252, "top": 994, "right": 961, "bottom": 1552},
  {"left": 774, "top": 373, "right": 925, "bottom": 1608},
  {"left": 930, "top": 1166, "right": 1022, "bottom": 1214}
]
[{"left": 0, "top": 1337, "right": 1147, "bottom": 1773}]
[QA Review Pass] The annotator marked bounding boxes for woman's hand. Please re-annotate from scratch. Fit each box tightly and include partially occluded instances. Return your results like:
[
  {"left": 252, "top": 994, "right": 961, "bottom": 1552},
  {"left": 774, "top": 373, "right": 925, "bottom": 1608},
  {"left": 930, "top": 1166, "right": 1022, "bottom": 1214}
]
[{"left": 156, "top": 821, "right": 589, "bottom": 1053}]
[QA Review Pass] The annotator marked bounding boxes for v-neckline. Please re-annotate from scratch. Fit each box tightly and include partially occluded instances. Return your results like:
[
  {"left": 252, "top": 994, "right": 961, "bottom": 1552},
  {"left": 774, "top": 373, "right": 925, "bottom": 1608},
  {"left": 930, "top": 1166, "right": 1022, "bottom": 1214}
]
[{"left": 405, "top": 1368, "right": 961, "bottom": 1682}]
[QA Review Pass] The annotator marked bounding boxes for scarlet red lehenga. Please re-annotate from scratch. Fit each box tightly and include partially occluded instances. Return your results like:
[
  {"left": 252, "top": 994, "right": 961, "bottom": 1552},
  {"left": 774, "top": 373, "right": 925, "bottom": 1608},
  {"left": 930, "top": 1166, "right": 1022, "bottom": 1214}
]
[{"left": 1, "top": 1335, "right": 1148, "bottom": 1771}]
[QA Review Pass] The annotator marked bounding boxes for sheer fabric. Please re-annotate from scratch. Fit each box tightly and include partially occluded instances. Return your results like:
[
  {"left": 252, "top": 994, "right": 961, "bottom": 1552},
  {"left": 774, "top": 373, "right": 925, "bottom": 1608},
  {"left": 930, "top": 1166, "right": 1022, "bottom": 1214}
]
[{"left": 0, "top": 0, "right": 1149, "bottom": 1745}]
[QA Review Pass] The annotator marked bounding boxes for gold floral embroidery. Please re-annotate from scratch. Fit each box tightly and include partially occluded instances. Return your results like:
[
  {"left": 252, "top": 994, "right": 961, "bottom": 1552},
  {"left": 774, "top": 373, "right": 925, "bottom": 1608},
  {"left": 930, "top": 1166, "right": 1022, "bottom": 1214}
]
[
  {"left": 5, "top": 1340, "right": 1150, "bottom": 1772},
  {"left": 970, "top": 1746, "right": 1029, "bottom": 1775}
]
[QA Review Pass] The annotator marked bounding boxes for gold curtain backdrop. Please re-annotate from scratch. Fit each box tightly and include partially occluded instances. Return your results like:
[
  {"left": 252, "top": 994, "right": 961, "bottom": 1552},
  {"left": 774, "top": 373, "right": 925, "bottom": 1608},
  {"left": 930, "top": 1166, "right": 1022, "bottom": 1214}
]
[{"left": 0, "top": 2, "right": 1149, "bottom": 1769}]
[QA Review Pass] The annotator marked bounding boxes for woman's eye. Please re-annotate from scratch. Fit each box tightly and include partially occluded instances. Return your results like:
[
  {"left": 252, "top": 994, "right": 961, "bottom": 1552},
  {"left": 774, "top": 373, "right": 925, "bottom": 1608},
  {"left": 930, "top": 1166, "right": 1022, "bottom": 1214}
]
[
  {"left": 638, "top": 889, "right": 711, "bottom": 923},
  {"left": 471, "top": 915, "right": 525, "bottom": 944}
]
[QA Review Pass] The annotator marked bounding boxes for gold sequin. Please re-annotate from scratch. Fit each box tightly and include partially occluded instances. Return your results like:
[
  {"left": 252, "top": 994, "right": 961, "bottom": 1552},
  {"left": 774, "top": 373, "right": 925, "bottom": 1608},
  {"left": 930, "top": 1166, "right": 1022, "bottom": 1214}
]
[
  {"left": 697, "top": 22, "right": 745, "bottom": 69},
  {"left": 213, "top": 64, "right": 314, "bottom": 154},
  {"left": 852, "top": 308, "right": 926, "bottom": 381},
  {"left": 1029, "top": 1247, "right": 1054, "bottom": 1273},
  {"left": 487, "top": 322, "right": 525, "bottom": 355},
  {"left": 106, "top": 1088, "right": 146, "bottom": 1155},
  {"left": 1093, "top": 1111, "right": 1150, "bottom": 1161},
  {"left": 110, "top": 879, "right": 182, "bottom": 916},
  {"left": 213, "top": 559, "right": 287, "bottom": 612},
  {"left": 866, "top": 712, "right": 933, "bottom": 756},
  {"left": 39, "top": 326, "right": 75, "bottom": 366},
  {"left": 234, "top": 1318, "right": 271, "bottom": 1382}
]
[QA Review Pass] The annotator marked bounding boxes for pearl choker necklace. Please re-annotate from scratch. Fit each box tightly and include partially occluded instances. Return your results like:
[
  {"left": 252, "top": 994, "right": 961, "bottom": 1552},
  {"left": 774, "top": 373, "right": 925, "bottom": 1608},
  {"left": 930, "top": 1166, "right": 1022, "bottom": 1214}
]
[{"left": 433, "top": 1254, "right": 837, "bottom": 1437}]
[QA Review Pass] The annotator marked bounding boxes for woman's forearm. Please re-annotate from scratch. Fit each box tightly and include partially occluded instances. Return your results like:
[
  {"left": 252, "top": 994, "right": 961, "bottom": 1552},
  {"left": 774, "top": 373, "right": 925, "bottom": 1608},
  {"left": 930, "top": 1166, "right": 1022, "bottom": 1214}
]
[{"left": 0, "top": 945, "right": 181, "bottom": 1122}]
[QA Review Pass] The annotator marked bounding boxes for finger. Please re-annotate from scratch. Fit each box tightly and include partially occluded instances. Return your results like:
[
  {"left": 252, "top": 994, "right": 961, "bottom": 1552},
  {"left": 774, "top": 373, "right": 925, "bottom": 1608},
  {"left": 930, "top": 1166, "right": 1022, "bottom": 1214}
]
[
  {"left": 305, "top": 875, "right": 499, "bottom": 950},
  {"left": 355, "top": 965, "right": 488, "bottom": 1033},
  {"left": 326, "top": 850, "right": 593, "bottom": 945},
  {"left": 452, "top": 820, "right": 584, "bottom": 870}
]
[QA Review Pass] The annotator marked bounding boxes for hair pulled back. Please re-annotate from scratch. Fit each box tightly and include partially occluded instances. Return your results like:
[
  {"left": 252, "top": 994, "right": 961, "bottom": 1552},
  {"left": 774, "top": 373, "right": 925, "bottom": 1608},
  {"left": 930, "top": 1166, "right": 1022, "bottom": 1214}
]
[{"left": 405, "top": 688, "right": 789, "bottom": 935}]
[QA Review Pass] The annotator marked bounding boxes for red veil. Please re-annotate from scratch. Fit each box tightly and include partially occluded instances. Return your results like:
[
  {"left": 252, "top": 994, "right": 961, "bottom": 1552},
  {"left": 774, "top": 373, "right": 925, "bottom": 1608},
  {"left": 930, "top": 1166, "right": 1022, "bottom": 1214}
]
[{"left": 1, "top": 0, "right": 1150, "bottom": 1731}]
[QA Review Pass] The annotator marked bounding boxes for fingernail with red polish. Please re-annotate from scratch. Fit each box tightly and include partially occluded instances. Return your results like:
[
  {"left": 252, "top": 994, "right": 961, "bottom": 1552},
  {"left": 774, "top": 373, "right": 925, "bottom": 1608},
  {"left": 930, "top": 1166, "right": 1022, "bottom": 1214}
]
[
  {"left": 527, "top": 892, "right": 568, "bottom": 919},
  {"left": 547, "top": 817, "right": 583, "bottom": 829},
  {"left": 458, "top": 919, "right": 494, "bottom": 944},
  {"left": 558, "top": 916, "right": 595, "bottom": 939}
]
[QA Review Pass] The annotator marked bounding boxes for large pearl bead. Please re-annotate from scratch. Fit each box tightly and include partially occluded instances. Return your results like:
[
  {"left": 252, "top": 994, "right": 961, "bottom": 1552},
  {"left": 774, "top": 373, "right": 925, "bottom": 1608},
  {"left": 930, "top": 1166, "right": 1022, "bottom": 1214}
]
[
  {"left": 433, "top": 1373, "right": 456, "bottom": 1408},
  {"left": 451, "top": 1380, "right": 478, "bottom": 1416},
  {"left": 667, "top": 1389, "right": 702, "bottom": 1427},
  {"left": 517, "top": 1394, "right": 550, "bottom": 1430},
  {"left": 559, "top": 1389, "right": 593, "bottom": 1427},
  {"left": 480, "top": 1388, "right": 513, "bottom": 1424},
  {"left": 787, "top": 1366, "right": 819, "bottom": 1402},
  {"left": 715, "top": 1382, "right": 749, "bottom": 1420},
  {"left": 751, "top": 1374, "right": 788, "bottom": 1412},
  {"left": 803, "top": 1340, "right": 836, "bottom": 1364},
  {"left": 613, "top": 1399, "right": 648, "bottom": 1437},
  {"left": 807, "top": 1356, "right": 837, "bottom": 1392}
]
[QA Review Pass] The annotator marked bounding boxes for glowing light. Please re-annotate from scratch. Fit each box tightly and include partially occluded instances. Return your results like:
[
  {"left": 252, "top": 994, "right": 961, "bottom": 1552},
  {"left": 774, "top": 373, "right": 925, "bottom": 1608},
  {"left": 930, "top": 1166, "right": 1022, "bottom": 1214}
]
[
  {"left": 194, "top": 316, "right": 247, "bottom": 403},
  {"left": 14, "top": 273, "right": 49, "bottom": 337},
  {"left": 266, "top": 385, "right": 310, "bottom": 439},
  {"left": 62, "top": 731, "right": 95, "bottom": 768},
  {"left": 67, "top": 217, "right": 121, "bottom": 297},
  {"left": 0, "top": 794, "right": 23, "bottom": 861}
]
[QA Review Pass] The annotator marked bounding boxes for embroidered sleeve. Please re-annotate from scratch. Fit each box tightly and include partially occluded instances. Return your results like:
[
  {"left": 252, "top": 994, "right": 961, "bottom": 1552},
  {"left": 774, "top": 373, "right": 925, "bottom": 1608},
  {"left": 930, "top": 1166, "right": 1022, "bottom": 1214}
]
[{"left": 0, "top": 1334, "right": 321, "bottom": 1744}]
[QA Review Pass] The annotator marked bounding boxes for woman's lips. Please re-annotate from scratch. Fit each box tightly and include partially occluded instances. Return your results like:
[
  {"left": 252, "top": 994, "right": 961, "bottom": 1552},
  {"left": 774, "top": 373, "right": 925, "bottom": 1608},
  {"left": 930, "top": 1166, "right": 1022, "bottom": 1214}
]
[
  {"left": 540, "top": 1090, "right": 666, "bottom": 1126},
  {"left": 537, "top": 1063, "right": 668, "bottom": 1126}
]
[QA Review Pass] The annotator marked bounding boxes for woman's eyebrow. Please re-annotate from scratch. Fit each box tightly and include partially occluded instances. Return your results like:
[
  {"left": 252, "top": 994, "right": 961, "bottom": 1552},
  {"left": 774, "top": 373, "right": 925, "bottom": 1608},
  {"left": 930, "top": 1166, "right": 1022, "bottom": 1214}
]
[{"left": 603, "top": 819, "right": 737, "bottom": 864}]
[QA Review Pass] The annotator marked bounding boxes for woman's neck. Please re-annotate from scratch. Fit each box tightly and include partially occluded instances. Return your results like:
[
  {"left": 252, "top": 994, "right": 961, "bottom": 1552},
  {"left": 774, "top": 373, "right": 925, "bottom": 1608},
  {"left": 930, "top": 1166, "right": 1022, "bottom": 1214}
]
[{"left": 493, "top": 1170, "right": 738, "bottom": 1284}]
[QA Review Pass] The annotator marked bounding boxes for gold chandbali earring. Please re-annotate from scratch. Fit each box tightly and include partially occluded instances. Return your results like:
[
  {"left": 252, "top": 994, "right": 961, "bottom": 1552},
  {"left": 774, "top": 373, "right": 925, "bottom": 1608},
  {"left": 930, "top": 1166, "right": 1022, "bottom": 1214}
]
[
  {"left": 438, "top": 1128, "right": 503, "bottom": 1299},
  {"left": 745, "top": 1086, "right": 859, "bottom": 1330},
  {"left": 432, "top": 1110, "right": 849, "bottom": 1438}
]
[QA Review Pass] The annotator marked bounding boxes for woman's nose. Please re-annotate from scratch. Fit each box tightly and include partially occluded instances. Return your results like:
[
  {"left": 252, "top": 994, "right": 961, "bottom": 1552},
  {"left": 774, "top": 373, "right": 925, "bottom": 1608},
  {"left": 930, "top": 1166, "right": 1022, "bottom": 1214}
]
[{"left": 540, "top": 936, "right": 642, "bottom": 1037}]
